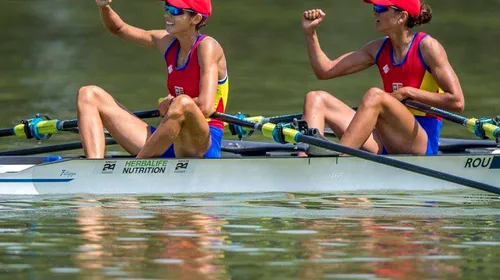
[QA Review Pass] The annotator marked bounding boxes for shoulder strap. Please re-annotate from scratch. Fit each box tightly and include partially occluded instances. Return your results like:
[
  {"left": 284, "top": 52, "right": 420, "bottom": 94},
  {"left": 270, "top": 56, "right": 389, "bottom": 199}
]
[
  {"left": 164, "top": 38, "right": 179, "bottom": 62},
  {"left": 375, "top": 37, "right": 390, "bottom": 65}
]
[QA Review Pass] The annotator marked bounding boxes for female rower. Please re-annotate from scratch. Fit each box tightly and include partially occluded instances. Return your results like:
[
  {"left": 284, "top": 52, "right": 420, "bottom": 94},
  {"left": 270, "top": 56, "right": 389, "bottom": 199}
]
[
  {"left": 301, "top": 0, "right": 464, "bottom": 155},
  {"left": 77, "top": 0, "right": 229, "bottom": 159}
]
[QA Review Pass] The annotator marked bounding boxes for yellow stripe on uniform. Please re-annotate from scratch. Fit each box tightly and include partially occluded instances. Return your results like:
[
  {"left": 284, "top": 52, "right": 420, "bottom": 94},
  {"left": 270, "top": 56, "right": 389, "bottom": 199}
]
[{"left": 409, "top": 71, "right": 444, "bottom": 116}]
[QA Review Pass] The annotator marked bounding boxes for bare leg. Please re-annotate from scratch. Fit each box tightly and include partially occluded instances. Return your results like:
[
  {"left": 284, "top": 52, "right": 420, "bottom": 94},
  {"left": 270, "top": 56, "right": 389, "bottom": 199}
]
[
  {"left": 136, "top": 95, "right": 211, "bottom": 158},
  {"left": 299, "top": 90, "right": 383, "bottom": 156},
  {"left": 340, "top": 87, "right": 428, "bottom": 154},
  {"left": 77, "top": 85, "right": 150, "bottom": 158}
]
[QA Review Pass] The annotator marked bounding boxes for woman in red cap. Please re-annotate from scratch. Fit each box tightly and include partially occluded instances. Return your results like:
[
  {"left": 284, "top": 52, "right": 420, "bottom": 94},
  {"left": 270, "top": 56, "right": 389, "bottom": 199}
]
[
  {"left": 300, "top": 0, "right": 464, "bottom": 156},
  {"left": 77, "top": 0, "right": 229, "bottom": 159}
]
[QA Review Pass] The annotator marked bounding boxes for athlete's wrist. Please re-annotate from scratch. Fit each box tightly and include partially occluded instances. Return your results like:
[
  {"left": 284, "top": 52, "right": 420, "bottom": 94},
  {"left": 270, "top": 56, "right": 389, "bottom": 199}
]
[{"left": 303, "top": 29, "right": 317, "bottom": 36}]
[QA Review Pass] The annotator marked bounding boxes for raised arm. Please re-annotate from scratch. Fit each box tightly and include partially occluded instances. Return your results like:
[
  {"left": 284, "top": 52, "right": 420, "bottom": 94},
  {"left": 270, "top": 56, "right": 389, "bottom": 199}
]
[
  {"left": 96, "top": 0, "right": 170, "bottom": 51},
  {"left": 302, "top": 9, "right": 377, "bottom": 80}
]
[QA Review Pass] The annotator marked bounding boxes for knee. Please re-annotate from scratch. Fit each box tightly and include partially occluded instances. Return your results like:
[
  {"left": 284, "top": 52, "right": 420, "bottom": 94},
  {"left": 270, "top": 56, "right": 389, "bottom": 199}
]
[
  {"left": 77, "top": 85, "right": 102, "bottom": 106},
  {"left": 305, "top": 90, "right": 329, "bottom": 107},
  {"left": 360, "top": 87, "right": 386, "bottom": 109},
  {"left": 166, "top": 95, "right": 196, "bottom": 120}
]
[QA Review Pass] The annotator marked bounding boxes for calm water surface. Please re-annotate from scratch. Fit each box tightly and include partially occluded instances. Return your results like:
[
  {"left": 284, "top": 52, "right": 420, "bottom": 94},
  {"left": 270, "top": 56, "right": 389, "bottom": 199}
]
[{"left": 0, "top": 191, "right": 498, "bottom": 279}]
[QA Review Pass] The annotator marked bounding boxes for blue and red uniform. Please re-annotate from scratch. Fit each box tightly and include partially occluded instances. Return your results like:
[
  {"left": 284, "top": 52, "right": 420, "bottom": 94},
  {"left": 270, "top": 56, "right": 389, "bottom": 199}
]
[
  {"left": 375, "top": 32, "right": 442, "bottom": 155},
  {"left": 151, "top": 34, "right": 229, "bottom": 158}
]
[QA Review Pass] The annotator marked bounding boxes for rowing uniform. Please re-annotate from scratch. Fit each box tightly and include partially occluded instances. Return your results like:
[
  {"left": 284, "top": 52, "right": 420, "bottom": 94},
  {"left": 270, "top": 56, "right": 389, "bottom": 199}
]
[
  {"left": 150, "top": 34, "right": 229, "bottom": 158},
  {"left": 375, "top": 32, "right": 442, "bottom": 155}
]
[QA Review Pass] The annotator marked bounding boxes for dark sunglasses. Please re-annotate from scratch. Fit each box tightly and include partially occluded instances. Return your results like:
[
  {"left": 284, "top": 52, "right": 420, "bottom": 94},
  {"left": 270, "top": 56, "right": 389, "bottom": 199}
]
[
  {"left": 164, "top": 4, "right": 195, "bottom": 16},
  {"left": 373, "top": 4, "right": 403, "bottom": 14}
]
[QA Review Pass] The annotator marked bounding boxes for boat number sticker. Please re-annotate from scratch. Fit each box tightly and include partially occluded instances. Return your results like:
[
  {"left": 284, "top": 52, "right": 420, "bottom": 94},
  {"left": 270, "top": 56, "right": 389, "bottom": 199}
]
[
  {"left": 463, "top": 157, "right": 500, "bottom": 169},
  {"left": 122, "top": 160, "right": 168, "bottom": 174},
  {"left": 172, "top": 160, "right": 194, "bottom": 174},
  {"left": 101, "top": 160, "right": 117, "bottom": 174}
]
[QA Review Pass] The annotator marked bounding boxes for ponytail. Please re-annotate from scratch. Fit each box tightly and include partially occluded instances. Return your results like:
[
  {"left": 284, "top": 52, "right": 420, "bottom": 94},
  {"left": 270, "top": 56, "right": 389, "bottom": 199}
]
[{"left": 407, "top": 4, "right": 432, "bottom": 28}]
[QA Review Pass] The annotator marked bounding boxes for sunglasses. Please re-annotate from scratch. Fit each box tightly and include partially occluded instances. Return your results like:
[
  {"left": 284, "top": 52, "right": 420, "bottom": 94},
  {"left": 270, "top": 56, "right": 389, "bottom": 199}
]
[
  {"left": 373, "top": 4, "right": 403, "bottom": 14},
  {"left": 164, "top": 4, "right": 195, "bottom": 16}
]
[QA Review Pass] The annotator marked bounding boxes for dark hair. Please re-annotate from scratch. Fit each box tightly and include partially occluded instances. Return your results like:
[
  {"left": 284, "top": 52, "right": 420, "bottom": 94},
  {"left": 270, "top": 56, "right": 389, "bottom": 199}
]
[
  {"left": 407, "top": 4, "right": 432, "bottom": 28},
  {"left": 187, "top": 11, "right": 207, "bottom": 30}
]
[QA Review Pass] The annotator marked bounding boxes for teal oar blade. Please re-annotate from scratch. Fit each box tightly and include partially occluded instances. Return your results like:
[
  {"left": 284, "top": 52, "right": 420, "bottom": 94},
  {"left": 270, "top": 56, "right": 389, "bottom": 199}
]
[
  {"left": 212, "top": 112, "right": 500, "bottom": 195},
  {"left": 403, "top": 99, "right": 500, "bottom": 140}
]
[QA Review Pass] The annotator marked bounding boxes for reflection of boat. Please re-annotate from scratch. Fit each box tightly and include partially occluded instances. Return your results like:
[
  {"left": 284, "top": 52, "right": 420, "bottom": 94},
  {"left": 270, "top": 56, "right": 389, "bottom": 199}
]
[{"left": 0, "top": 139, "right": 498, "bottom": 195}]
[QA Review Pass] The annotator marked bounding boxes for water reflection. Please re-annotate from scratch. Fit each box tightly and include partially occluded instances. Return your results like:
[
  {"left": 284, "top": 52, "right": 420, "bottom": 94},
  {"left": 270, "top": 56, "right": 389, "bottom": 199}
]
[{"left": 0, "top": 192, "right": 497, "bottom": 279}]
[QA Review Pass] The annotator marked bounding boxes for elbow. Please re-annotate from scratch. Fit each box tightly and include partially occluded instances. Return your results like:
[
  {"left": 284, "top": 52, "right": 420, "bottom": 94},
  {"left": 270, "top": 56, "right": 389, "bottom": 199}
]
[
  {"left": 455, "top": 101, "right": 465, "bottom": 113},
  {"left": 450, "top": 98, "right": 465, "bottom": 113},
  {"left": 455, "top": 94, "right": 465, "bottom": 112},
  {"left": 314, "top": 71, "right": 330, "bottom": 80}
]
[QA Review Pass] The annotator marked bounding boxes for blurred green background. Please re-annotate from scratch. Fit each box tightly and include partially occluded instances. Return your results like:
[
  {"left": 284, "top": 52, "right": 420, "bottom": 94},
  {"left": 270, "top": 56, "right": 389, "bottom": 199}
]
[{"left": 0, "top": 0, "right": 499, "bottom": 152}]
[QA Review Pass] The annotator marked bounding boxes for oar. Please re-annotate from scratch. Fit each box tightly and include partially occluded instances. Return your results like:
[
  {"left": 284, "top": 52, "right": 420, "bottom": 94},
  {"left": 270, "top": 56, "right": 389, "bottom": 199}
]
[
  {"left": 403, "top": 99, "right": 500, "bottom": 140},
  {"left": 224, "top": 113, "right": 303, "bottom": 139},
  {"left": 230, "top": 102, "right": 500, "bottom": 142},
  {"left": 212, "top": 112, "right": 500, "bottom": 195},
  {"left": 0, "top": 109, "right": 160, "bottom": 140},
  {"left": 0, "top": 138, "right": 118, "bottom": 156}
]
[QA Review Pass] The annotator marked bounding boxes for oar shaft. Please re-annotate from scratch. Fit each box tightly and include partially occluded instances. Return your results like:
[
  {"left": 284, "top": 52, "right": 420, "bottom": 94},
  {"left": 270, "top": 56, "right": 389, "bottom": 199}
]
[
  {"left": 59, "top": 109, "right": 160, "bottom": 130},
  {"left": 403, "top": 100, "right": 467, "bottom": 125},
  {"left": 264, "top": 113, "right": 303, "bottom": 124},
  {"left": 0, "top": 128, "right": 15, "bottom": 137},
  {"left": 403, "top": 99, "right": 500, "bottom": 139},
  {"left": 0, "top": 138, "right": 118, "bottom": 156}
]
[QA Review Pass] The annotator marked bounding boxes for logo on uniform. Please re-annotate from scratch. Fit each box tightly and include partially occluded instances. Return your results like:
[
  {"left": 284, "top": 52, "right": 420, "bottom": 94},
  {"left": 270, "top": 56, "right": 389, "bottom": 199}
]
[
  {"left": 174, "top": 86, "right": 184, "bottom": 95},
  {"left": 392, "top": 83, "right": 403, "bottom": 91},
  {"left": 383, "top": 64, "right": 390, "bottom": 74},
  {"left": 168, "top": 65, "right": 173, "bottom": 74}
]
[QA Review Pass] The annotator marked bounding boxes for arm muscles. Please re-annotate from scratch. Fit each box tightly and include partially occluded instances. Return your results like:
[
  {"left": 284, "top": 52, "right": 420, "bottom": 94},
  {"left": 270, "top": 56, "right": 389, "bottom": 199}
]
[
  {"left": 305, "top": 33, "right": 380, "bottom": 79},
  {"left": 100, "top": 6, "right": 169, "bottom": 51},
  {"left": 195, "top": 39, "right": 221, "bottom": 117},
  {"left": 406, "top": 37, "right": 464, "bottom": 112}
]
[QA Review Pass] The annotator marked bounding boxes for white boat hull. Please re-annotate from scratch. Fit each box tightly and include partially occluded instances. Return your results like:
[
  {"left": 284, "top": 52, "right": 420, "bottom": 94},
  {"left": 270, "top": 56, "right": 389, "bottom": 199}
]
[{"left": 0, "top": 154, "right": 498, "bottom": 195}]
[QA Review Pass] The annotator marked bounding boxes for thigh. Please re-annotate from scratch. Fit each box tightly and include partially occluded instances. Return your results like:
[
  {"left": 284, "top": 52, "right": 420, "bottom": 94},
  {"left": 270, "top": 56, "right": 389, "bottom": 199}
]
[
  {"left": 321, "top": 93, "right": 383, "bottom": 153},
  {"left": 375, "top": 95, "right": 428, "bottom": 154},
  {"left": 93, "top": 87, "right": 151, "bottom": 155}
]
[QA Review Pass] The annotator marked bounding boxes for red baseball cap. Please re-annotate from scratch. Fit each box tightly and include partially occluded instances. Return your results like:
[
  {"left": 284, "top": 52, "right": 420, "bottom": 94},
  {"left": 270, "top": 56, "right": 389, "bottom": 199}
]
[
  {"left": 364, "top": 0, "right": 421, "bottom": 17},
  {"left": 163, "top": 0, "right": 212, "bottom": 17}
]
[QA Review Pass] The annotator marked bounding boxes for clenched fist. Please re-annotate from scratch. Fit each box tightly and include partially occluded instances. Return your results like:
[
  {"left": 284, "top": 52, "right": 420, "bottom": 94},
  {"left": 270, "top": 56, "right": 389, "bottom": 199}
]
[
  {"left": 302, "top": 9, "right": 326, "bottom": 34},
  {"left": 96, "top": 0, "right": 112, "bottom": 7}
]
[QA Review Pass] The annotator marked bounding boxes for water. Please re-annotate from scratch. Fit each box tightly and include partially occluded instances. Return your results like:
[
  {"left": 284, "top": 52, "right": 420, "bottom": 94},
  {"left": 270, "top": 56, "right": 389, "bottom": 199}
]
[
  {"left": 0, "top": 192, "right": 498, "bottom": 279},
  {"left": 1, "top": 0, "right": 500, "bottom": 278}
]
